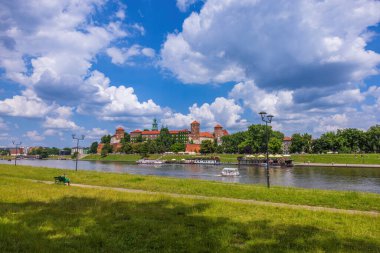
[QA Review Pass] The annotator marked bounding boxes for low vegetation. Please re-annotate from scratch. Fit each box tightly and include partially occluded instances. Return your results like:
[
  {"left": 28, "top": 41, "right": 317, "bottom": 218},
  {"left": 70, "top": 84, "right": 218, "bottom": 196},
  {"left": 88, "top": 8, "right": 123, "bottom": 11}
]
[
  {"left": 291, "top": 153, "right": 380, "bottom": 165},
  {"left": 1, "top": 164, "right": 379, "bottom": 212},
  {"left": 1, "top": 172, "right": 379, "bottom": 252},
  {"left": 82, "top": 154, "right": 161, "bottom": 162}
]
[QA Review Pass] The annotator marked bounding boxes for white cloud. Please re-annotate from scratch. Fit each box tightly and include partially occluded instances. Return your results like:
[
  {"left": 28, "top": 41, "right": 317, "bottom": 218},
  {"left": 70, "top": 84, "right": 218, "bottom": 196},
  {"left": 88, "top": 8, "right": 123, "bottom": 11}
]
[
  {"left": 43, "top": 117, "right": 80, "bottom": 131},
  {"left": 162, "top": 0, "right": 380, "bottom": 88},
  {"left": 106, "top": 45, "right": 155, "bottom": 65},
  {"left": 43, "top": 129, "right": 63, "bottom": 137},
  {"left": 176, "top": 0, "right": 199, "bottom": 12},
  {"left": 99, "top": 86, "right": 162, "bottom": 119},
  {"left": 163, "top": 97, "right": 247, "bottom": 130},
  {"left": 25, "top": 130, "right": 45, "bottom": 141},
  {"left": 85, "top": 128, "right": 109, "bottom": 140},
  {"left": 0, "top": 95, "right": 53, "bottom": 118}
]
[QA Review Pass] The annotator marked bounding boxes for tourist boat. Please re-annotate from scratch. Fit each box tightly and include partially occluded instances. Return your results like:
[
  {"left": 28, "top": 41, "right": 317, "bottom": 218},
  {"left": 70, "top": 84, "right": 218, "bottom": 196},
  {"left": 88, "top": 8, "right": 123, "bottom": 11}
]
[
  {"left": 136, "top": 159, "right": 164, "bottom": 164},
  {"left": 221, "top": 168, "right": 240, "bottom": 176}
]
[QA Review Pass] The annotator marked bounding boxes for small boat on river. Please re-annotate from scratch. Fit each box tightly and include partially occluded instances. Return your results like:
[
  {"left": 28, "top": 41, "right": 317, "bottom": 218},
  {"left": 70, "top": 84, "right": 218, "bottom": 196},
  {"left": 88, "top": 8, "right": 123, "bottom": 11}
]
[
  {"left": 136, "top": 159, "right": 164, "bottom": 164},
  {"left": 221, "top": 168, "right": 240, "bottom": 177}
]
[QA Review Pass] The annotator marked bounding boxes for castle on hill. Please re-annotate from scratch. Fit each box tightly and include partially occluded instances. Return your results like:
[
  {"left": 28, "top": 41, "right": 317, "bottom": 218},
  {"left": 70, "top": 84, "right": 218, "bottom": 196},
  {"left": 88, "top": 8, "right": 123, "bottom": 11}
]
[{"left": 98, "top": 119, "right": 229, "bottom": 154}]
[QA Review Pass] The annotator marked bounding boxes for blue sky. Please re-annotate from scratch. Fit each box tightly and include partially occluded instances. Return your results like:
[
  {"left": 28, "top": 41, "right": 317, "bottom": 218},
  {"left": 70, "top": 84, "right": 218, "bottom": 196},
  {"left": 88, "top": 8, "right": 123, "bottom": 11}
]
[{"left": 0, "top": 0, "right": 380, "bottom": 148}]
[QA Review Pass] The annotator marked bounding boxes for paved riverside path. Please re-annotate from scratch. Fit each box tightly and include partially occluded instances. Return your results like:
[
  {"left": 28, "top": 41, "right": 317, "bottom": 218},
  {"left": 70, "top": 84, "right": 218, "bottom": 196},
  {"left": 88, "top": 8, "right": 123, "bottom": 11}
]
[
  {"left": 294, "top": 162, "right": 380, "bottom": 168},
  {"left": 31, "top": 179, "right": 379, "bottom": 217}
]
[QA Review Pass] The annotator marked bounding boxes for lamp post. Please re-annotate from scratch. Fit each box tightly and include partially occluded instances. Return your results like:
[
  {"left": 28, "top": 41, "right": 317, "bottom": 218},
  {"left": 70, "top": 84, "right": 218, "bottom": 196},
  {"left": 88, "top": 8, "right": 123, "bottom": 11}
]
[
  {"left": 72, "top": 134, "right": 85, "bottom": 171},
  {"left": 12, "top": 141, "right": 22, "bottom": 166},
  {"left": 259, "top": 111, "right": 274, "bottom": 188}
]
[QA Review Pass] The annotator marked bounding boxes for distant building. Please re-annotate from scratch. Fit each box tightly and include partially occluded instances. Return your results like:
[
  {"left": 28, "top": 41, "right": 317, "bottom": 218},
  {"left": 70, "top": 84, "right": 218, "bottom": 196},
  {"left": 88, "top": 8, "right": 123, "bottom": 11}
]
[
  {"left": 100, "top": 119, "right": 230, "bottom": 154},
  {"left": 282, "top": 137, "right": 292, "bottom": 154},
  {"left": 189, "top": 121, "right": 228, "bottom": 145},
  {"left": 71, "top": 147, "right": 89, "bottom": 155}
]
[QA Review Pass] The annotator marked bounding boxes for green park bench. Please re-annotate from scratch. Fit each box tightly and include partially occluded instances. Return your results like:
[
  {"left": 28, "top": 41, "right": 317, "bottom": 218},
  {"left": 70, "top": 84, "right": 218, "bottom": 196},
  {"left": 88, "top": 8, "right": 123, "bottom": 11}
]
[{"left": 54, "top": 175, "right": 70, "bottom": 185}]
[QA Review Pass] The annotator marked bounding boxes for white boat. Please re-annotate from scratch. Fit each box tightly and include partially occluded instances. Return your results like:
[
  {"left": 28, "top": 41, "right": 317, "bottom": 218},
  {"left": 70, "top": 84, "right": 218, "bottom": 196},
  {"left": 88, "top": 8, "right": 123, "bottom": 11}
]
[
  {"left": 221, "top": 168, "right": 240, "bottom": 176},
  {"left": 137, "top": 159, "right": 164, "bottom": 164}
]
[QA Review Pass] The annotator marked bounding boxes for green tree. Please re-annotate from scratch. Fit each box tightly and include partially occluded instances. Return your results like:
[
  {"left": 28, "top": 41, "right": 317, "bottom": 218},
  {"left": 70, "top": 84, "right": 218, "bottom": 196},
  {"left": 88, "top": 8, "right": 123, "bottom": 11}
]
[
  {"left": 246, "top": 124, "right": 284, "bottom": 153},
  {"left": 367, "top": 125, "right": 380, "bottom": 153},
  {"left": 200, "top": 140, "right": 215, "bottom": 154},
  {"left": 268, "top": 138, "right": 283, "bottom": 154},
  {"left": 156, "top": 127, "right": 173, "bottom": 152},
  {"left": 101, "top": 143, "right": 113, "bottom": 156},
  {"left": 101, "top": 135, "right": 111, "bottom": 144},
  {"left": 90, "top": 142, "right": 98, "bottom": 154},
  {"left": 289, "top": 133, "right": 303, "bottom": 153},
  {"left": 221, "top": 132, "right": 247, "bottom": 153},
  {"left": 170, "top": 143, "right": 185, "bottom": 153},
  {"left": 123, "top": 132, "right": 131, "bottom": 142}
]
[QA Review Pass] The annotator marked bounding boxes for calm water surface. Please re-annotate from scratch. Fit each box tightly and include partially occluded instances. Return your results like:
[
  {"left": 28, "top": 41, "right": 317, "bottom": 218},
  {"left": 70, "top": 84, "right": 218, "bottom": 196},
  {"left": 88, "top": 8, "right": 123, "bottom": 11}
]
[{"left": 1, "top": 159, "right": 380, "bottom": 193}]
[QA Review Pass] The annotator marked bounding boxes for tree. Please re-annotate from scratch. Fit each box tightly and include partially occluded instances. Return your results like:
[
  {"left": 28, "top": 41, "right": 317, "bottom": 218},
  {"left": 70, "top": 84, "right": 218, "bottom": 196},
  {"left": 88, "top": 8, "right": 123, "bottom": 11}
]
[
  {"left": 90, "top": 142, "right": 98, "bottom": 154},
  {"left": 101, "top": 135, "right": 111, "bottom": 144},
  {"left": 289, "top": 133, "right": 303, "bottom": 153},
  {"left": 101, "top": 143, "right": 113, "bottom": 157},
  {"left": 289, "top": 133, "right": 312, "bottom": 153},
  {"left": 156, "top": 127, "right": 173, "bottom": 152},
  {"left": 123, "top": 132, "right": 131, "bottom": 143},
  {"left": 268, "top": 138, "right": 283, "bottom": 154},
  {"left": 170, "top": 143, "right": 185, "bottom": 153},
  {"left": 337, "top": 128, "right": 366, "bottom": 153},
  {"left": 221, "top": 132, "right": 246, "bottom": 153},
  {"left": 367, "top": 125, "right": 380, "bottom": 153},
  {"left": 121, "top": 142, "right": 133, "bottom": 154},
  {"left": 200, "top": 140, "right": 215, "bottom": 154},
  {"left": 246, "top": 124, "right": 284, "bottom": 153}
]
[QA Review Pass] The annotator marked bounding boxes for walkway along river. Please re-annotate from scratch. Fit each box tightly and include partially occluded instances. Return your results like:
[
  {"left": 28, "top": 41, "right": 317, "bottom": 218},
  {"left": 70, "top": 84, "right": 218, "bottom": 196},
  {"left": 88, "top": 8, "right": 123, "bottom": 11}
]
[{"left": 1, "top": 159, "right": 380, "bottom": 193}]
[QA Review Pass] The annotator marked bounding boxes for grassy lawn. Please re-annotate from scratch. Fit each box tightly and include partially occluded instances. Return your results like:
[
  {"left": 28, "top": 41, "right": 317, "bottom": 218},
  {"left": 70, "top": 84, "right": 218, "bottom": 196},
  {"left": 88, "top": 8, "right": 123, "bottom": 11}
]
[
  {"left": 0, "top": 164, "right": 379, "bottom": 212},
  {"left": 0, "top": 176, "right": 379, "bottom": 252},
  {"left": 291, "top": 154, "right": 380, "bottom": 165}
]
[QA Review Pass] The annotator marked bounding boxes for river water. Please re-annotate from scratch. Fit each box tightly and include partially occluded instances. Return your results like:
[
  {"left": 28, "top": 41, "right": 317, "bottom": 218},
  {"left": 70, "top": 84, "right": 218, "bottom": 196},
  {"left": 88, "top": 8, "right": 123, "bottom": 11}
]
[{"left": 1, "top": 159, "right": 380, "bottom": 193}]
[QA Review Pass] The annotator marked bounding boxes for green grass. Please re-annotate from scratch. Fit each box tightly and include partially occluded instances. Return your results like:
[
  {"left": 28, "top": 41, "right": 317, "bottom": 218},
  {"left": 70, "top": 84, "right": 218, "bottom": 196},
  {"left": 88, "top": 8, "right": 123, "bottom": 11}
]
[
  {"left": 82, "top": 154, "right": 161, "bottom": 162},
  {"left": 291, "top": 154, "right": 380, "bottom": 165},
  {"left": 0, "top": 164, "right": 379, "bottom": 212},
  {"left": 0, "top": 177, "right": 379, "bottom": 252}
]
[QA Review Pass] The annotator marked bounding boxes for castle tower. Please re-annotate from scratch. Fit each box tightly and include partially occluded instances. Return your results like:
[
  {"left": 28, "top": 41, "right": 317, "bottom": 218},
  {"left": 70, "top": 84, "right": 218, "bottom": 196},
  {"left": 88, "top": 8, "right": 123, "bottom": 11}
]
[
  {"left": 214, "top": 124, "right": 223, "bottom": 139},
  {"left": 152, "top": 118, "right": 158, "bottom": 131},
  {"left": 115, "top": 127, "right": 125, "bottom": 139},
  {"left": 190, "top": 120, "right": 200, "bottom": 141}
]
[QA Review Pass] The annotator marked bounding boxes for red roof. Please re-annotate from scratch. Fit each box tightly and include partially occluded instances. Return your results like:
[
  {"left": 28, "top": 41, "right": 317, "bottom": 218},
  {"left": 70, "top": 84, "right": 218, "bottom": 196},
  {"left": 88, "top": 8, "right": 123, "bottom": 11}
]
[
  {"left": 131, "top": 129, "right": 142, "bottom": 133},
  {"left": 185, "top": 144, "right": 201, "bottom": 153},
  {"left": 284, "top": 137, "right": 292, "bottom": 141},
  {"left": 191, "top": 120, "right": 200, "bottom": 125},
  {"left": 214, "top": 124, "right": 222, "bottom": 128},
  {"left": 222, "top": 129, "right": 229, "bottom": 135},
  {"left": 200, "top": 132, "right": 214, "bottom": 138},
  {"left": 116, "top": 127, "right": 124, "bottom": 131}
]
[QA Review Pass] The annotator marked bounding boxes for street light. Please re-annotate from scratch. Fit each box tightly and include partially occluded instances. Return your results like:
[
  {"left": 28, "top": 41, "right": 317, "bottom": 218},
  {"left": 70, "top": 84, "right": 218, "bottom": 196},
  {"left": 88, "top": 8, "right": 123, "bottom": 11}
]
[
  {"left": 12, "top": 140, "right": 22, "bottom": 166},
  {"left": 259, "top": 111, "right": 274, "bottom": 188},
  {"left": 72, "top": 134, "right": 85, "bottom": 171}
]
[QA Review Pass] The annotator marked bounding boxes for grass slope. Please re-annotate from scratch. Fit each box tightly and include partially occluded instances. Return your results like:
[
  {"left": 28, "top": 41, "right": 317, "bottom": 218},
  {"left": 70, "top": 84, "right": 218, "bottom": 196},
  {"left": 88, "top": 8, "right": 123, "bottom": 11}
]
[
  {"left": 292, "top": 153, "right": 380, "bottom": 164},
  {"left": 0, "top": 177, "right": 379, "bottom": 252},
  {"left": 0, "top": 164, "right": 379, "bottom": 212},
  {"left": 83, "top": 154, "right": 161, "bottom": 162}
]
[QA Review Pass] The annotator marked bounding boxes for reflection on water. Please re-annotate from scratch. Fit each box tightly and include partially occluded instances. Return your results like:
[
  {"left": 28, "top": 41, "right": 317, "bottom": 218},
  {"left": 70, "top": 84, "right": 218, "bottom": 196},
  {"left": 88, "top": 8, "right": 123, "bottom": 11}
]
[{"left": 1, "top": 159, "right": 380, "bottom": 193}]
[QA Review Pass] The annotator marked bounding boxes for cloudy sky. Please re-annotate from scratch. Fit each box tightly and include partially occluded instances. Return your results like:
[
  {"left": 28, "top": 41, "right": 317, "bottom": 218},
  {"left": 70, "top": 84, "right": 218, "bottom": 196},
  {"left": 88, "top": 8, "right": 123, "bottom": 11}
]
[{"left": 0, "top": 0, "right": 380, "bottom": 148}]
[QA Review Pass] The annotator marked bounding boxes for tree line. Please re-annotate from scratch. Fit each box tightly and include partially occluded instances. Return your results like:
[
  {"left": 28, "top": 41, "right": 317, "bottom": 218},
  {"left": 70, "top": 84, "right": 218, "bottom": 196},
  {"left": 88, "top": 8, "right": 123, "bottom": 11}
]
[{"left": 290, "top": 125, "right": 380, "bottom": 153}]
